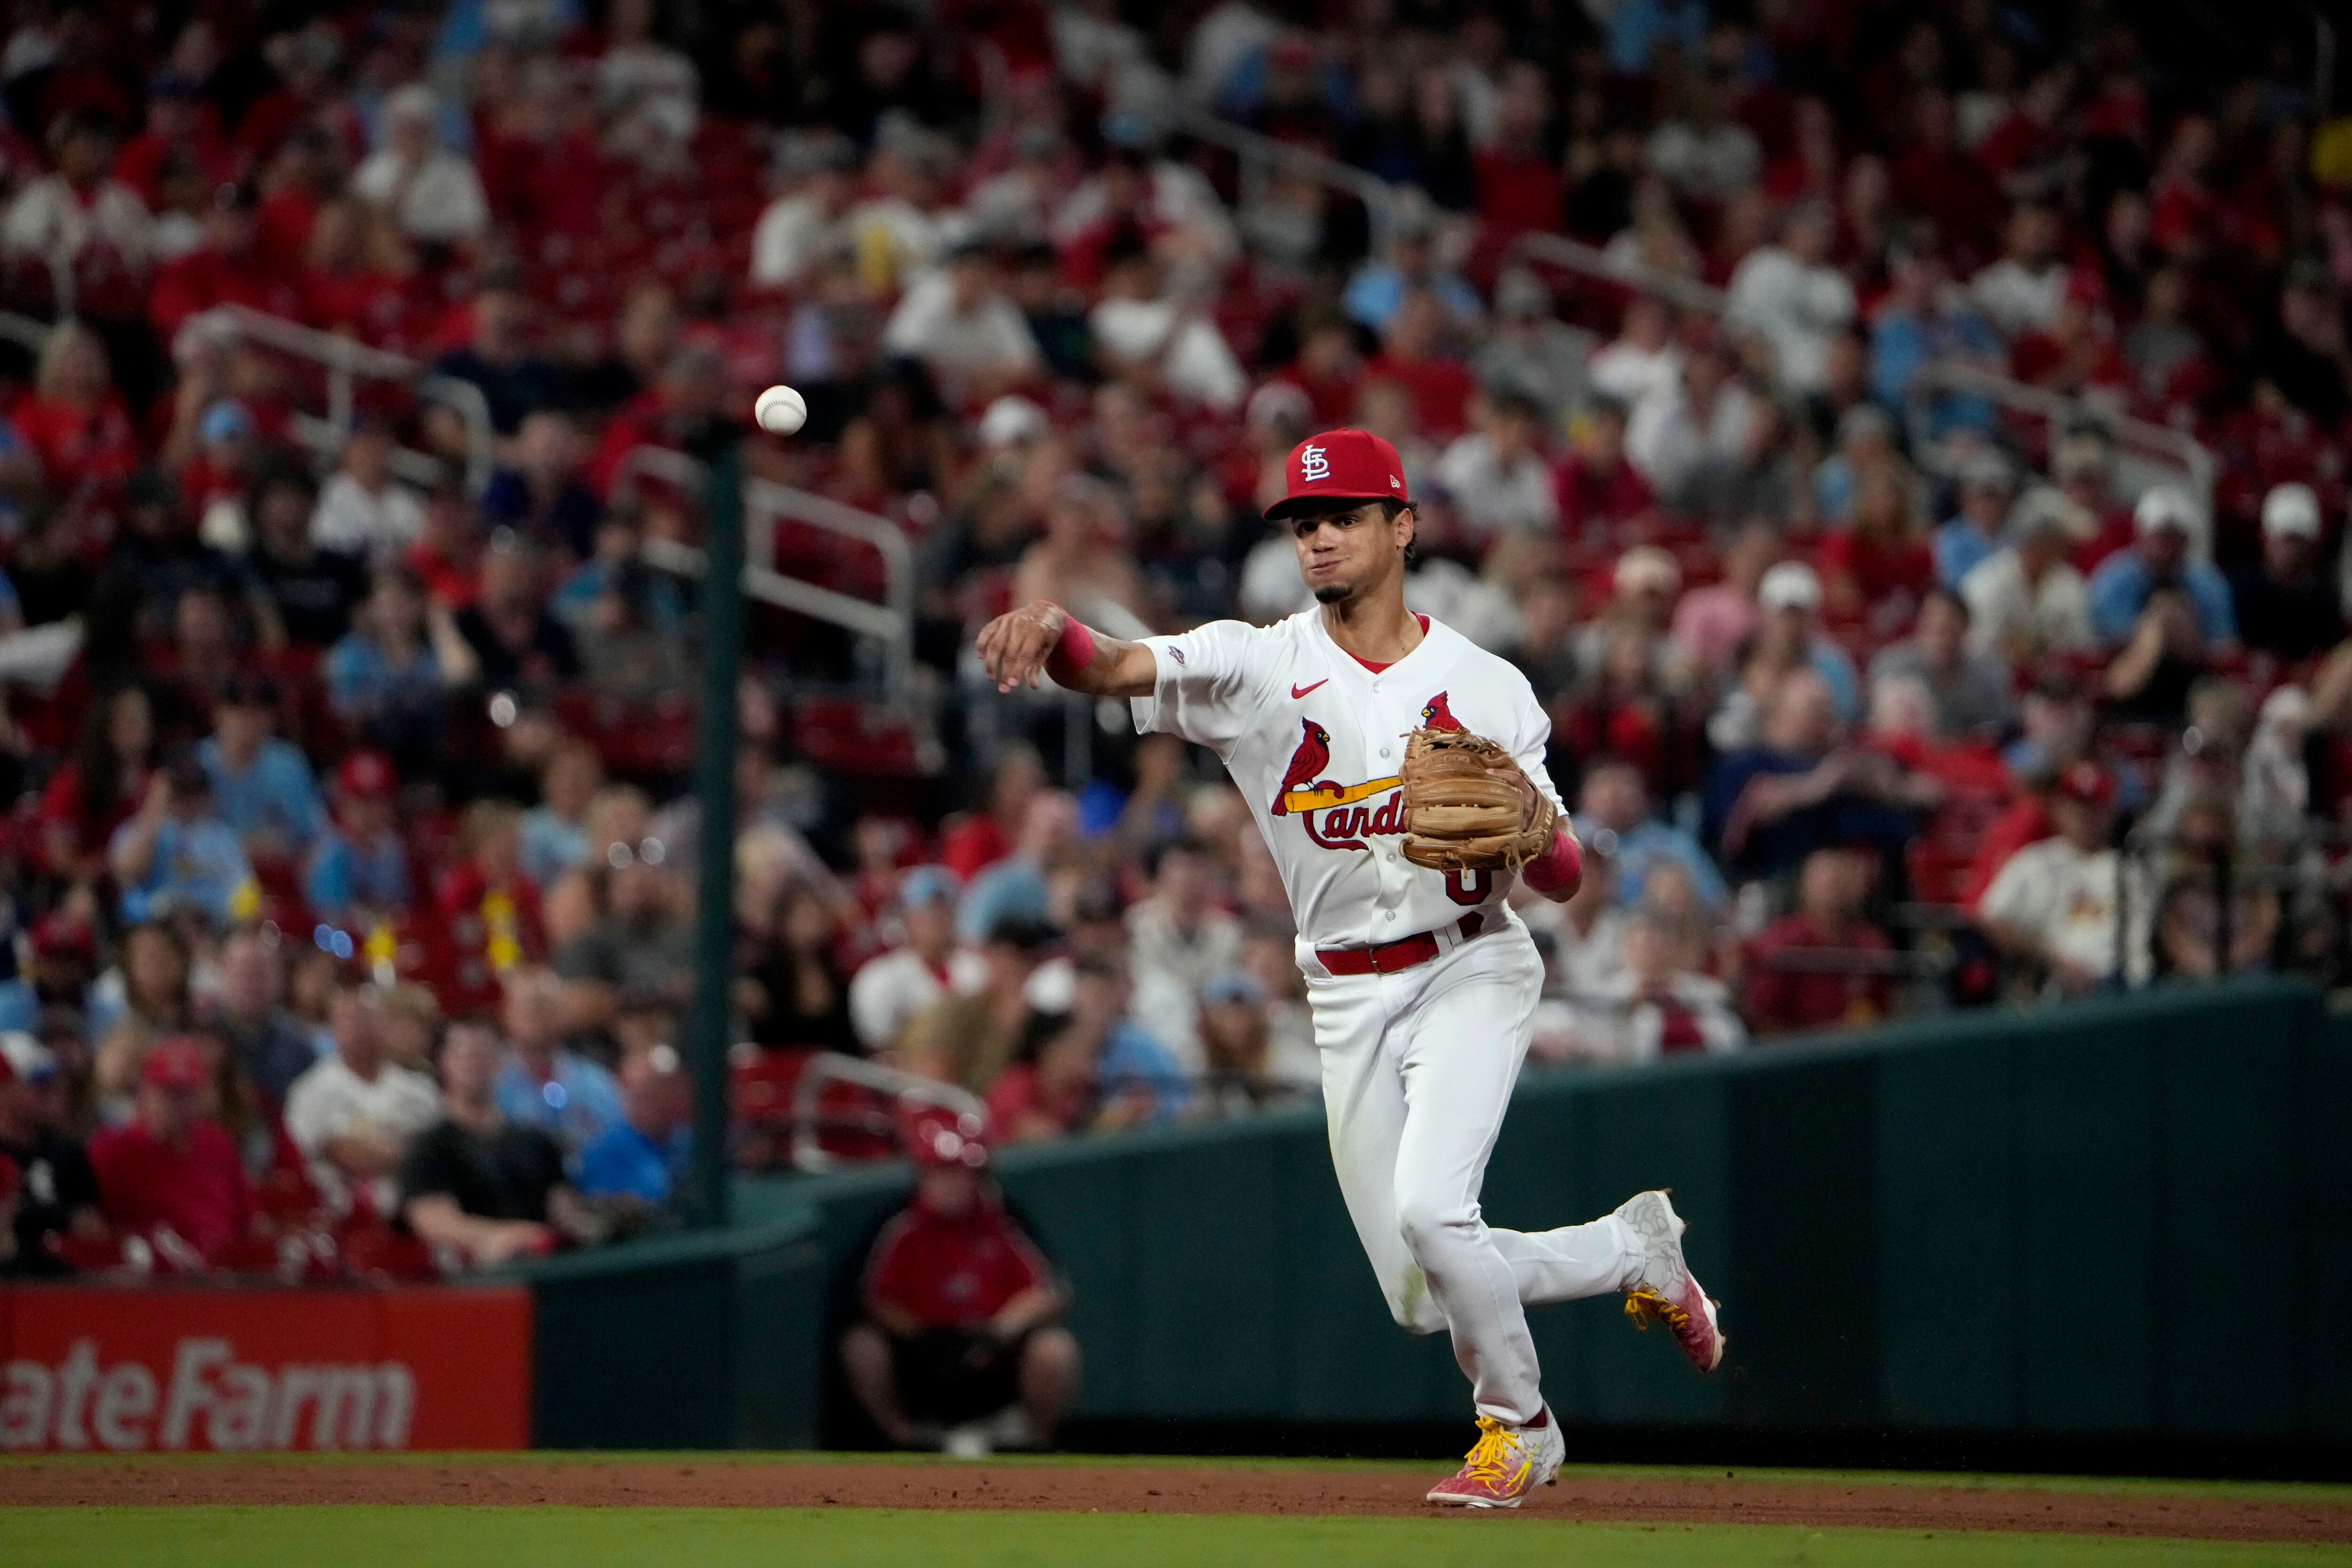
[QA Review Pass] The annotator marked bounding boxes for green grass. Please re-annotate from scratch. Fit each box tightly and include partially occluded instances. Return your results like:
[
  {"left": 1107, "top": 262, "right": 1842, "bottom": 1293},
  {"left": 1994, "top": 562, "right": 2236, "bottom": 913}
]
[{"left": 0, "top": 1508, "right": 2346, "bottom": 1568}]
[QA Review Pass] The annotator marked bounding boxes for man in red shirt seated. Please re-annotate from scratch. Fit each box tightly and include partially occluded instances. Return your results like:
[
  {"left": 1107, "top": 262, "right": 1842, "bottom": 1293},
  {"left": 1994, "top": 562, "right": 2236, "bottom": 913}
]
[
  {"left": 148, "top": 180, "right": 306, "bottom": 343},
  {"left": 1741, "top": 846, "right": 1898, "bottom": 1036},
  {"left": 87, "top": 1035, "right": 257, "bottom": 1262},
  {"left": 1552, "top": 395, "right": 1653, "bottom": 549},
  {"left": 839, "top": 1106, "right": 1081, "bottom": 1455}
]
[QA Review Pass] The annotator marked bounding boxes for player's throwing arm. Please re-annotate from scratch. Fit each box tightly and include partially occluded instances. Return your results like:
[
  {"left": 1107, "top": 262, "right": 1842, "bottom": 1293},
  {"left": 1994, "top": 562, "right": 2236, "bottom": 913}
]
[{"left": 975, "top": 600, "right": 1158, "bottom": 699}]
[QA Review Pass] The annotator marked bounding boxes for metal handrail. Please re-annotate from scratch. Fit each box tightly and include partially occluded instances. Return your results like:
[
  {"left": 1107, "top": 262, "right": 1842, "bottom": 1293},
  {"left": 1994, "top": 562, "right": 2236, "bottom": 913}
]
[
  {"left": 1162, "top": 102, "right": 1400, "bottom": 220},
  {"left": 1906, "top": 359, "right": 2218, "bottom": 511},
  {"left": 787, "top": 1051, "right": 987, "bottom": 1174},
  {"left": 1507, "top": 230, "right": 1730, "bottom": 316},
  {"left": 217, "top": 304, "right": 422, "bottom": 379},
  {"left": 642, "top": 533, "right": 909, "bottom": 648},
  {"left": 608, "top": 443, "right": 707, "bottom": 499},
  {"left": 743, "top": 476, "right": 915, "bottom": 695},
  {"left": 612, "top": 445, "right": 915, "bottom": 696},
  {"left": 216, "top": 305, "right": 495, "bottom": 493},
  {"left": 0, "top": 306, "right": 476, "bottom": 492}
]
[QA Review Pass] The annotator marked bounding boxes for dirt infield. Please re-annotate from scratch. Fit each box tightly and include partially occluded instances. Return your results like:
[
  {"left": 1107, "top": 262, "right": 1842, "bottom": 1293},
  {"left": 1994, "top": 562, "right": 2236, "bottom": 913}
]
[{"left": 5, "top": 1458, "right": 2349, "bottom": 1542}]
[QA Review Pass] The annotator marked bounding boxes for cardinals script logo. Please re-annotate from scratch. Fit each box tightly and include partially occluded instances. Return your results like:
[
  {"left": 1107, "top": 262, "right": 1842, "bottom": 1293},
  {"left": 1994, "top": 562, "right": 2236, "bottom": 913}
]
[
  {"left": 1300, "top": 445, "right": 1330, "bottom": 482},
  {"left": 1268, "top": 693, "right": 1460, "bottom": 852}
]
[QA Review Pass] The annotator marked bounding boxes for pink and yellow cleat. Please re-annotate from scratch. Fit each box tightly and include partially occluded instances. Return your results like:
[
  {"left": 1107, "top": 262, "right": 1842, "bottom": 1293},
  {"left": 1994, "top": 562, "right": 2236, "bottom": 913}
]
[
  {"left": 1616, "top": 1189, "right": 1727, "bottom": 1373},
  {"left": 1424, "top": 1411, "right": 1566, "bottom": 1509}
]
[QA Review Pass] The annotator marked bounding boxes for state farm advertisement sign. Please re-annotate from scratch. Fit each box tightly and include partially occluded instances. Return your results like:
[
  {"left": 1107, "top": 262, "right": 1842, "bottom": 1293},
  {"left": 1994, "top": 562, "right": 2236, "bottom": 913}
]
[{"left": 0, "top": 1284, "right": 531, "bottom": 1452}]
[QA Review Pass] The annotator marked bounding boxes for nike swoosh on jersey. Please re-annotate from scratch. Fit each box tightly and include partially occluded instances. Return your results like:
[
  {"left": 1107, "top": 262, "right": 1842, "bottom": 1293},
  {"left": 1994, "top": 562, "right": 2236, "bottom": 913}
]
[{"left": 1290, "top": 679, "right": 1329, "bottom": 699}]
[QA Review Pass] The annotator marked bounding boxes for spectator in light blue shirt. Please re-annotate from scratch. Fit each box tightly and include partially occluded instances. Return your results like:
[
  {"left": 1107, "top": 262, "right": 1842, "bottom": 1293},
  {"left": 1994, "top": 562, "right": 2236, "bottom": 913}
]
[
  {"left": 1342, "top": 221, "right": 1484, "bottom": 335},
  {"left": 1869, "top": 246, "right": 2000, "bottom": 441},
  {"left": 1605, "top": 0, "right": 1710, "bottom": 74},
  {"left": 198, "top": 676, "right": 325, "bottom": 862},
  {"left": 325, "top": 566, "right": 468, "bottom": 775},
  {"left": 1931, "top": 452, "right": 2017, "bottom": 591},
  {"left": 493, "top": 966, "right": 623, "bottom": 1159},
  {"left": 520, "top": 739, "right": 602, "bottom": 890},
  {"left": 109, "top": 759, "right": 254, "bottom": 926},
  {"left": 1030, "top": 952, "right": 1192, "bottom": 1124},
  {"left": 576, "top": 1045, "right": 691, "bottom": 1204},
  {"left": 1752, "top": 561, "right": 1862, "bottom": 728},
  {"left": 305, "top": 751, "right": 411, "bottom": 928},
  {"left": 2086, "top": 486, "right": 2238, "bottom": 648},
  {"left": 1812, "top": 404, "right": 1900, "bottom": 528},
  {"left": 1573, "top": 760, "right": 1728, "bottom": 912}
]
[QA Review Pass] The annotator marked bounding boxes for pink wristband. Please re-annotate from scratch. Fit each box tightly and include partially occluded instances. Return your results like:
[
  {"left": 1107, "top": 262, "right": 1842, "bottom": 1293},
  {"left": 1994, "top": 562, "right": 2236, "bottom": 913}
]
[
  {"left": 1522, "top": 827, "right": 1582, "bottom": 896},
  {"left": 1043, "top": 606, "right": 1098, "bottom": 683}
]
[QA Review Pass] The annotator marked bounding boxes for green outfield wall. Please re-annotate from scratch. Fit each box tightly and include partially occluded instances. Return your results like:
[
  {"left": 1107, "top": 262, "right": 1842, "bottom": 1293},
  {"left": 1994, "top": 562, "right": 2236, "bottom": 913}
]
[{"left": 526, "top": 976, "right": 2352, "bottom": 1450}]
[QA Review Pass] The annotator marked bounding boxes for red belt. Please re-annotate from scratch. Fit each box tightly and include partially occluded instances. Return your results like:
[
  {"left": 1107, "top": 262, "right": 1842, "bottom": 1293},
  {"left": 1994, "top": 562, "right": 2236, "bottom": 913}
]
[{"left": 1317, "top": 912, "right": 1486, "bottom": 976}]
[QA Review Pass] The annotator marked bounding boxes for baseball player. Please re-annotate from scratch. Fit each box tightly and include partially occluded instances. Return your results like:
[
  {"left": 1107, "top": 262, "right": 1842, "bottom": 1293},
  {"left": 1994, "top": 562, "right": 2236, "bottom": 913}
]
[{"left": 976, "top": 428, "right": 1724, "bottom": 1508}]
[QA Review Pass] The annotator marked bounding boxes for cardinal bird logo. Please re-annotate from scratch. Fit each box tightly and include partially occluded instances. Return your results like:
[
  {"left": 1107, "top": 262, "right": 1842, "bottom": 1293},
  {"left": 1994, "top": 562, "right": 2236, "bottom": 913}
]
[
  {"left": 1271, "top": 716, "right": 1404, "bottom": 848},
  {"left": 1420, "top": 691, "right": 1462, "bottom": 731},
  {"left": 1270, "top": 719, "right": 1333, "bottom": 816}
]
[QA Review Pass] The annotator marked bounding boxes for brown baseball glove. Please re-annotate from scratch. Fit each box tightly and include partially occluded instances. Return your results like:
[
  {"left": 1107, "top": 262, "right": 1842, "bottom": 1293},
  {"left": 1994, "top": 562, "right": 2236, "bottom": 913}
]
[{"left": 1398, "top": 726, "right": 1559, "bottom": 871}]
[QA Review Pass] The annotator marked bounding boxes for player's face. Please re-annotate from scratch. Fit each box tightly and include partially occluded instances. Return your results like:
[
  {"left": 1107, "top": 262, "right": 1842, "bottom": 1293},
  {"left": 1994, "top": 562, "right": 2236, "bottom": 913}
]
[{"left": 1290, "top": 502, "right": 1411, "bottom": 605}]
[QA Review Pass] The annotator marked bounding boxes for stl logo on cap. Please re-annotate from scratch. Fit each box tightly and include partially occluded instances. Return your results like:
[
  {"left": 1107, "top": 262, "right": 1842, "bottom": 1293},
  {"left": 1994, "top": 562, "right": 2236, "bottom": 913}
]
[{"left": 1300, "top": 444, "right": 1330, "bottom": 482}]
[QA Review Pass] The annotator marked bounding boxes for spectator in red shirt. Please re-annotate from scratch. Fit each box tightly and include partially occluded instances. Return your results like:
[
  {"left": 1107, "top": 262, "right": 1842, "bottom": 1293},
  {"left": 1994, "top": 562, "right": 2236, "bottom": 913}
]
[
  {"left": 148, "top": 179, "right": 306, "bottom": 343},
  {"left": 1365, "top": 292, "right": 1475, "bottom": 440},
  {"left": 254, "top": 124, "right": 341, "bottom": 262},
  {"left": 2055, "top": 429, "right": 2133, "bottom": 575},
  {"left": 985, "top": 1005, "right": 1152, "bottom": 1143},
  {"left": 300, "top": 198, "right": 418, "bottom": 349},
  {"left": 113, "top": 75, "right": 231, "bottom": 208},
  {"left": 1742, "top": 847, "right": 1896, "bottom": 1036},
  {"left": 1888, "top": 90, "right": 2002, "bottom": 268},
  {"left": 585, "top": 341, "right": 731, "bottom": 498},
  {"left": 1281, "top": 317, "right": 1367, "bottom": 429},
  {"left": 940, "top": 744, "right": 1046, "bottom": 883},
  {"left": 839, "top": 1107, "right": 1081, "bottom": 1452},
  {"left": 14, "top": 321, "right": 140, "bottom": 495},
  {"left": 40, "top": 682, "right": 156, "bottom": 884},
  {"left": 87, "top": 1035, "right": 257, "bottom": 1259},
  {"left": 1551, "top": 395, "right": 1653, "bottom": 549},
  {"left": 1474, "top": 63, "right": 1563, "bottom": 235},
  {"left": 433, "top": 798, "right": 546, "bottom": 1014},
  {"left": 1820, "top": 464, "right": 1934, "bottom": 627}
]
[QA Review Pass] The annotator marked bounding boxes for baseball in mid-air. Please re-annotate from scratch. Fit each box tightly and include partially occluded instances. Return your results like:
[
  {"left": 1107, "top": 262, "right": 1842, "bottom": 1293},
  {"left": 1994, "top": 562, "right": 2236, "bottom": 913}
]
[{"left": 754, "top": 384, "right": 807, "bottom": 436}]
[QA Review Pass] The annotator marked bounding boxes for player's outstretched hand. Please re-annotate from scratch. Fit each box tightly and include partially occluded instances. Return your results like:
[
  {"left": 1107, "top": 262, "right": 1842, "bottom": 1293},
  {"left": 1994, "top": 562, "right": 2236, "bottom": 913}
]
[{"left": 977, "top": 599, "right": 1069, "bottom": 692}]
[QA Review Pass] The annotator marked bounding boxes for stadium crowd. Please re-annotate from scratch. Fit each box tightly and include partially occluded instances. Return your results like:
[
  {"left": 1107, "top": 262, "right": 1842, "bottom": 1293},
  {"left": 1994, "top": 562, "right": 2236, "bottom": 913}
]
[{"left": 0, "top": 0, "right": 2350, "bottom": 1280}]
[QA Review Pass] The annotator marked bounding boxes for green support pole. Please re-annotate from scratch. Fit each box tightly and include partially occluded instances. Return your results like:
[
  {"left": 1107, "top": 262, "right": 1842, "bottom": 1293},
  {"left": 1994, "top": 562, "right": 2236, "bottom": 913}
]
[{"left": 684, "top": 440, "right": 743, "bottom": 1230}]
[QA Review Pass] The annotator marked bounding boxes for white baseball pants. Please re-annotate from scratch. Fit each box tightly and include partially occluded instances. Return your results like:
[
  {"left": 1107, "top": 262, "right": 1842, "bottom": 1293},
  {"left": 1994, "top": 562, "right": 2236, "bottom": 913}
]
[{"left": 1305, "top": 921, "right": 1644, "bottom": 1426}]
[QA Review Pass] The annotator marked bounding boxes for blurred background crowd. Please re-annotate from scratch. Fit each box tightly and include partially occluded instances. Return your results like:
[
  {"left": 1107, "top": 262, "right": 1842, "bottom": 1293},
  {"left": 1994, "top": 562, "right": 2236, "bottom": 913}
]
[{"left": 0, "top": 0, "right": 2348, "bottom": 1283}]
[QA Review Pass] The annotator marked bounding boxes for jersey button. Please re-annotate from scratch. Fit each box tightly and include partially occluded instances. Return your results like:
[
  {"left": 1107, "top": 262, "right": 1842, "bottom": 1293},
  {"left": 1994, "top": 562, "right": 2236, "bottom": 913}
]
[
  {"left": 1379, "top": 747, "right": 1391, "bottom": 758},
  {"left": 1384, "top": 910, "right": 1396, "bottom": 920}
]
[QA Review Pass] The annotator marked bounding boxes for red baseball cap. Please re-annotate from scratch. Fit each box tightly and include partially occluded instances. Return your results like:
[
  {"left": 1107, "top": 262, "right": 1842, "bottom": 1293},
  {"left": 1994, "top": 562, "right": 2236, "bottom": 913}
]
[
  {"left": 30, "top": 912, "right": 94, "bottom": 960},
  {"left": 335, "top": 750, "right": 396, "bottom": 800},
  {"left": 900, "top": 1103, "right": 991, "bottom": 1170},
  {"left": 2053, "top": 760, "right": 2115, "bottom": 808},
  {"left": 1265, "top": 429, "right": 1410, "bottom": 521},
  {"left": 140, "top": 1035, "right": 209, "bottom": 1090}
]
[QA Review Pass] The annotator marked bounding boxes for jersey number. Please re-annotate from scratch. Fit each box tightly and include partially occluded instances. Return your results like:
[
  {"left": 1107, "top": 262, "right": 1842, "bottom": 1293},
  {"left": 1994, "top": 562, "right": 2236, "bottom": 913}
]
[{"left": 1443, "top": 869, "right": 1493, "bottom": 906}]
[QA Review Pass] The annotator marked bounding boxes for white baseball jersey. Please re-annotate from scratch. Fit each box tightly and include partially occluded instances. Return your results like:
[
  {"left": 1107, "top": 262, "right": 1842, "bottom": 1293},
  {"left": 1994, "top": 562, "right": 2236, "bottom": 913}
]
[{"left": 1130, "top": 610, "right": 1563, "bottom": 951}]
